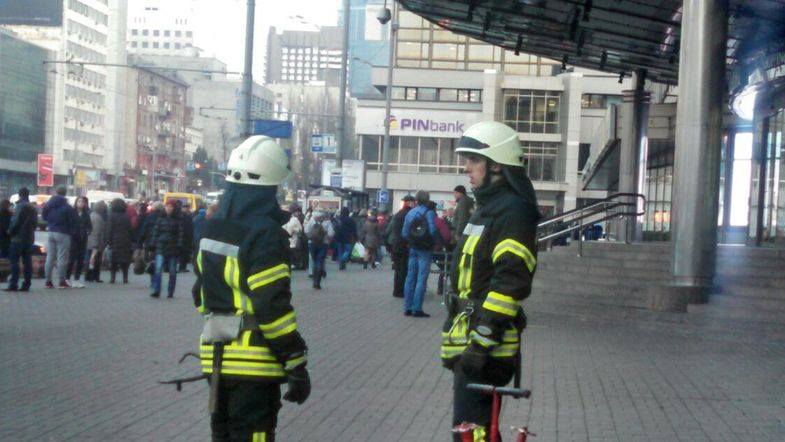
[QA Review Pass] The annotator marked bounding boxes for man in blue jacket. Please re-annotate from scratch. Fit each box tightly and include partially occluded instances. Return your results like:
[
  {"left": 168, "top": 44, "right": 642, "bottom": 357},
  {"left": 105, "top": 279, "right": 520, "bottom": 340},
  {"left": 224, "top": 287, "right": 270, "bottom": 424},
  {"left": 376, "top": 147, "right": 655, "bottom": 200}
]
[
  {"left": 4, "top": 188, "right": 38, "bottom": 292},
  {"left": 402, "top": 190, "right": 437, "bottom": 317},
  {"left": 42, "top": 186, "right": 75, "bottom": 289}
]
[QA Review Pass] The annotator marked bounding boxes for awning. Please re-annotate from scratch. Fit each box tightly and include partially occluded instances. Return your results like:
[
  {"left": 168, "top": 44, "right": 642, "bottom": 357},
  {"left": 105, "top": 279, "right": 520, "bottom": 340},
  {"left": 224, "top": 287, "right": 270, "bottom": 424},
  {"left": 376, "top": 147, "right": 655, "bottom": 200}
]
[{"left": 397, "top": 1, "right": 785, "bottom": 87}]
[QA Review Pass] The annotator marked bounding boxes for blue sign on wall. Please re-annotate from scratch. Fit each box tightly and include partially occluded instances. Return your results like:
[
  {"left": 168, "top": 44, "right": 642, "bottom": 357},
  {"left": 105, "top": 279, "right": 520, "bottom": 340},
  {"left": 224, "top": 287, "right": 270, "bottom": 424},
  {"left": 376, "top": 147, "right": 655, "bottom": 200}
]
[{"left": 252, "top": 119, "right": 293, "bottom": 139}]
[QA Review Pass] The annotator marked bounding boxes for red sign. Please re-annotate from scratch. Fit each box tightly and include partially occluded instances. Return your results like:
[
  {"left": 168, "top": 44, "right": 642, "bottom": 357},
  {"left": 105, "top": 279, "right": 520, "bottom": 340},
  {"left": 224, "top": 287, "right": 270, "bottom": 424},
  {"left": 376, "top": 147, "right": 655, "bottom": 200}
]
[{"left": 37, "top": 154, "right": 54, "bottom": 187}]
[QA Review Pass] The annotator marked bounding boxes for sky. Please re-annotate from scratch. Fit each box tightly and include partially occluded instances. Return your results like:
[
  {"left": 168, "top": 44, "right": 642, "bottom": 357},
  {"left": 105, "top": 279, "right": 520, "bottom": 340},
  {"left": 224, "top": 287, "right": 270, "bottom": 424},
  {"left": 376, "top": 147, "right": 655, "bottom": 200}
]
[{"left": 191, "top": 0, "right": 342, "bottom": 79}]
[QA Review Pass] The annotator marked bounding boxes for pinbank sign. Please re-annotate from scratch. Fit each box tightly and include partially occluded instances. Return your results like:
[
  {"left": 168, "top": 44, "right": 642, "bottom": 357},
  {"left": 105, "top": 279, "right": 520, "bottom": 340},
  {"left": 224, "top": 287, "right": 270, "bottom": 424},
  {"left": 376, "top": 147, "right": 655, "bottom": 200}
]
[
  {"left": 389, "top": 115, "right": 465, "bottom": 133},
  {"left": 356, "top": 108, "right": 484, "bottom": 138}
]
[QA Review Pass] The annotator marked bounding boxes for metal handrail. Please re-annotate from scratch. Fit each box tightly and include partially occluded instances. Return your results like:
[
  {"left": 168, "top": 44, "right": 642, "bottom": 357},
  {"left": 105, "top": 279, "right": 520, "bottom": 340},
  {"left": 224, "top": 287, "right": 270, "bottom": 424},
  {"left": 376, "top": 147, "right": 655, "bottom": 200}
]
[
  {"left": 538, "top": 193, "right": 646, "bottom": 229},
  {"left": 536, "top": 193, "right": 646, "bottom": 256}
]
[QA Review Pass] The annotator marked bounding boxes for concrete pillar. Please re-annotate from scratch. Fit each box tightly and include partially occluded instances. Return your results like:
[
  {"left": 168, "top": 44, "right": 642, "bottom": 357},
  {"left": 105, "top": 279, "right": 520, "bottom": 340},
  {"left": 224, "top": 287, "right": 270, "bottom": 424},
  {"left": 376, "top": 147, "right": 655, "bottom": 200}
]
[
  {"left": 617, "top": 70, "right": 649, "bottom": 242},
  {"left": 671, "top": 0, "right": 728, "bottom": 288},
  {"left": 560, "top": 73, "right": 584, "bottom": 212},
  {"left": 482, "top": 69, "right": 502, "bottom": 121}
]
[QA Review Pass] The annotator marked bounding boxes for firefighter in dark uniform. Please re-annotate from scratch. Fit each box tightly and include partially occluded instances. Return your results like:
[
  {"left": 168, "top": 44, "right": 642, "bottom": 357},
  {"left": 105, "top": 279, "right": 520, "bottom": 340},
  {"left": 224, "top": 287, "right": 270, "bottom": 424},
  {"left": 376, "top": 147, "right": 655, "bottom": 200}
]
[
  {"left": 442, "top": 121, "right": 539, "bottom": 441},
  {"left": 192, "top": 136, "right": 311, "bottom": 442}
]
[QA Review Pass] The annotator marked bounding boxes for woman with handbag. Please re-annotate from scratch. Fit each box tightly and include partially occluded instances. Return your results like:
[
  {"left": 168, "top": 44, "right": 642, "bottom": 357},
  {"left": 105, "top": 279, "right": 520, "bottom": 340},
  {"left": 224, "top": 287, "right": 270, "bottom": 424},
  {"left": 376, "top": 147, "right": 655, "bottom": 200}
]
[{"left": 85, "top": 201, "right": 107, "bottom": 282}]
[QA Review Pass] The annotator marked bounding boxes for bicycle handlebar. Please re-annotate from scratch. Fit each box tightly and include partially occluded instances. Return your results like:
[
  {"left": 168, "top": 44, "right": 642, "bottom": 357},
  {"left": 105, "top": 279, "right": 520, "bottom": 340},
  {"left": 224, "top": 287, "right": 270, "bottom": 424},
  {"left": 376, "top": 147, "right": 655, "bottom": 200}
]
[{"left": 466, "top": 383, "right": 531, "bottom": 399}]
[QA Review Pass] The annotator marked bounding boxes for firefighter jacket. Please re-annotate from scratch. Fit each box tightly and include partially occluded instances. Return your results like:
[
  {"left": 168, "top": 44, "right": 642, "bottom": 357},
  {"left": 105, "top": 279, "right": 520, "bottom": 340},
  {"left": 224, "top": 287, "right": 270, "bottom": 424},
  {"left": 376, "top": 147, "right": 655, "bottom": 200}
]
[
  {"left": 442, "top": 176, "right": 539, "bottom": 374},
  {"left": 193, "top": 183, "right": 307, "bottom": 382}
]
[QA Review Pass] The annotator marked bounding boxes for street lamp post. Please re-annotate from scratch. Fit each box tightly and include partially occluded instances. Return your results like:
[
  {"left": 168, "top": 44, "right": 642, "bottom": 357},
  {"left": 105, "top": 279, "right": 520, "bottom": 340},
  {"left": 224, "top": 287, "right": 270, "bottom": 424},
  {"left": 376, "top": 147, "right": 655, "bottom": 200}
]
[
  {"left": 336, "top": 0, "right": 350, "bottom": 168},
  {"left": 380, "top": 1, "right": 397, "bottom": 212}
]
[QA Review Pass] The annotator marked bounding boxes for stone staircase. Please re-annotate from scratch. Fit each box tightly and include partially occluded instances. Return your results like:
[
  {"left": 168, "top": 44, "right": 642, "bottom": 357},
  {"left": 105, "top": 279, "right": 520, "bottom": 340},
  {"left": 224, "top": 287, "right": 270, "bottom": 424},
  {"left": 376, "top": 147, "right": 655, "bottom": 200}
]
[{"left": 526, "top": 241, "right": 785, "bottom": 341}]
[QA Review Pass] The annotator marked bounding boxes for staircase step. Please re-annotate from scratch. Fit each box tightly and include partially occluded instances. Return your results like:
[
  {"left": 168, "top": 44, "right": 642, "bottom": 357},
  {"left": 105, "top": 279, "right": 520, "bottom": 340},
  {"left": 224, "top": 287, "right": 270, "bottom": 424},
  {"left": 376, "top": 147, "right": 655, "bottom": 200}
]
[
  {"left": 687, "top": 303, "right": 785, "bottom": 324},
  {"left": 537, "top": 259, "right": 671, "bottom": 277},
  {"left": 531, "top": 287, "right": 650, "bottom": 309},
  {"left": 716, "top": 275, "right": 785, "bottom": 290},
  {"left": 700, "top": 294, "right": 785, "bottom": 311}
]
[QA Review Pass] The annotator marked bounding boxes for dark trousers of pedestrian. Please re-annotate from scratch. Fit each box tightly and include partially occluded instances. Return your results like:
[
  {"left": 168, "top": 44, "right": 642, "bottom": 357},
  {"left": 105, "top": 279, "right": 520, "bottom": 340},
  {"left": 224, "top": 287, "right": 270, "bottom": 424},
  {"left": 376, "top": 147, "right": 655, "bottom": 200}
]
[
  {"left": 392, "top": 249, "right": 409, "bottom": 297},
  {"left": 110, "top": 261, "right": 129, "bottom": 284},
  {"left": 152, "top": 254, "right": 178, "bottom": 296},
  {"left": 338, "top": 243, "right": 352, "bottom": 269},
  {"left": 7, "top": 242, "right": 33, "bottom": 289},
  {"left": 179, "top": 251, "right": 191, "bottom": 272},
  {"left": 85, "top": 248, "right": 103, "bottom": 282},
  {"left": 309, "top": 242, "right": 327, "bottom": 288},
  {"left": 452, "top": 362, "right": 501, "bottom": 442},
  {"left": 66, "top": 237, "right": 87, "bottom": 281},
  {"left": 434, "top": 252, "right": 450, "bottom": 295},
  {"left": 210, "top": 379, "right": 281, "bottom": 442}
]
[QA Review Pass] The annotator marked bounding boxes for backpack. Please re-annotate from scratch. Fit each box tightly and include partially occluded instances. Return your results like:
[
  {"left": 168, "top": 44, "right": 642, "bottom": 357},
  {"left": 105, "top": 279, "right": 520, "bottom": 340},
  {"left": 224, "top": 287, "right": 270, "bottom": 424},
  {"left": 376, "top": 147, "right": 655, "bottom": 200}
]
[
  {"left": 308, "top": 221, "right": 326, "bottom": 243},
  {"left": 409, "top": 212, "right": 433, "bottom": 250}
]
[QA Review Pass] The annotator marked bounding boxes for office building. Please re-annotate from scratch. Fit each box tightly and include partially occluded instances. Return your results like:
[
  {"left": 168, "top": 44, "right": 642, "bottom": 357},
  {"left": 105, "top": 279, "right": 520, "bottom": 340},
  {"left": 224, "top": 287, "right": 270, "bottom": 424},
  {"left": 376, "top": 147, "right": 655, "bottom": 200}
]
[{"left": 127, "top": 0, "right": 197, "bottom": 56}]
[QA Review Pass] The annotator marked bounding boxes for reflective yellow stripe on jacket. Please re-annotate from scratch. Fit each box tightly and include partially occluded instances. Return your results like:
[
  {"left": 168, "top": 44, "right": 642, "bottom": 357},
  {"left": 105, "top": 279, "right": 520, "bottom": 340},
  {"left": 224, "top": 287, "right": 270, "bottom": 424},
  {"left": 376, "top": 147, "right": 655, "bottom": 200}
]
[
  {"left": 492, "top": 238, "right": 536, "bottom": 272},
  {"left": 247, "top": 263, "right": 290, "bottom": 291},
  {"left": 482, "top": 291, "right": 519, "bottom": 318},
  {"left": 441, "top": 317, "right": 520, "bottom": 360},
  {"left": 200, "top": 331, "right": 286, "bottom": 379},
  {"left": 457, "top": 224, "right": 484, "bottom": 299}
]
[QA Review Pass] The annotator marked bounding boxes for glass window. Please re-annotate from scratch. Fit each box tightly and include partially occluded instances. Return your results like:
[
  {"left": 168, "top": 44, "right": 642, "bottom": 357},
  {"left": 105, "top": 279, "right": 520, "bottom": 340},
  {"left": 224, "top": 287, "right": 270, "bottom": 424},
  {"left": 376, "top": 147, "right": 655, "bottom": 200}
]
[
  {"left": 405, "top": 87, "right": 417, "bottom": 100},
  {"left": 398, "top": 29, "right": 427, "bottom": 41},
  {"left": 175, "top": 31, "right": 182, "bottom": 37},
  {"left": 433, "top": 43, "right": 459, "bottom": 60},
  {"left": 420, "top": 138, "right": 438, "bottom": 172},
  {"left": 163, "top": 42, "right": 170, "bottom": 49},
  {"left": 439, "top": 138, "right": 457, "bottom": 173},
  {"left": 433, "top": 30, "right": 462, "bottom": 42},
  {"left": 419, "top": 88, "right": 437, "bottom": 101},
  {"left": 399, "top": 137, "right": 418, "bottom": 172},
  {"left": 142, "top": 42, "right": 149, "bottom": 48},
  {"left": 432, "top": 61, "right": 460, "bottom": 69},
  {"left": 398, "top": 11, "right": 424, "bottom": 28},
  {"left": 175, "top": 43, "right": 181, "bottom": 49},
  {"left": 397, "top": 41, "right": 422, "bottom": 59},
  {"left": 581, "top": 94, "right": 607, "bottom": 109},
  {"left": 468, "top": 44, "right": 494, "bottom": 62},
  {"left": 153, "top": 30, "right": 160, "bottom": 36},
  {"left": 164, "top": 30, "right": 170, "bottom": 37},
  {"left": 503, "top": 90, "right": 560, "bottom": 133},
  {"left": 439, "top": 89, "right": 458, "bottom": 101},
  {"left": 361, "top": 135, "right": 380, "bottom": 164},
  {"left": 186, "top": 31, "right": 193, "bottom": 38},
  {"left": 469, "top": 90, "right": 481, "bottom": 102},
  {"left": 131, "top": 41, "right": 138, "bottom": 47},
  {"left": 131, "top": 29, "right": 138, "bottom": 35},
  {"left": 142, "top": 29, "right": 149, "bottom": 36}
]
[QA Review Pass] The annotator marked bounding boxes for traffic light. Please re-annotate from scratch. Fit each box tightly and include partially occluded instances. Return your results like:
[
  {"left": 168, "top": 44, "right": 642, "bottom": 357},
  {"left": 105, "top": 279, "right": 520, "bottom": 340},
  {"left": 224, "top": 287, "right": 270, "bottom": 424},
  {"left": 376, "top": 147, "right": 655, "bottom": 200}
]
[{"left": 195, "top": 162, "right": 203, "bottom": 170}]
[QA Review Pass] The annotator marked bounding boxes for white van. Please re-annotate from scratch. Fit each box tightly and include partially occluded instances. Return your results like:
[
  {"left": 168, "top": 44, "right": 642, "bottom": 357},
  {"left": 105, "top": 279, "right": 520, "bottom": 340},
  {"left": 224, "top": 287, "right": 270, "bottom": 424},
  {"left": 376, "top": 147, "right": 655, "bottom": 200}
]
[{"left": 85, "top": 190, "right": 125, "bottom": 208}]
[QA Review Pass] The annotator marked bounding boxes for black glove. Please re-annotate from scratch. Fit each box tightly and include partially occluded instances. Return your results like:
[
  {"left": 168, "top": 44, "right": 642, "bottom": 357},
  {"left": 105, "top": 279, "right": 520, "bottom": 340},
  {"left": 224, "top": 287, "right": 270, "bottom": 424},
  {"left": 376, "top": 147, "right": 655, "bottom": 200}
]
[
  {"left": 283, "top": 367, "right": 311, "bottom": 404},
  {"left": 191, "top": 281, "right": 201, "bottom": 308},
  {"left": 461, "top": 344, "right": 489, "bottom": 379}
]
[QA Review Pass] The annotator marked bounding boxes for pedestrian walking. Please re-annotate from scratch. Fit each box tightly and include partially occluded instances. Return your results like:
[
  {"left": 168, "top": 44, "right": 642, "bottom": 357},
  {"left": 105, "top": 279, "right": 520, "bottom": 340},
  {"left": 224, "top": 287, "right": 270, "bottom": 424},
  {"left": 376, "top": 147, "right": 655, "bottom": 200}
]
[
  {"left": 284, "top": 205, "right": 303, "bottom": 270},
  {"left": 442, "top": 121, "right": 539, "bottom": 441},
  {"left": 190, "top": 136, "right": 310, "bottom": 440},
  {"left": 85, "top": 201, "right": 107, "bottom": 282},
  {"left": 335, "top": 207, "right": 356, "bottom": 270},
  {"left": 360, "top": 209, "right": 382, "bottom": 269},
  {"left": 0, "top": 199, "right": 11, "bottom": 259},
  {"left": 42, "top": 186, "right": 75, "bottom": 289},
  {"left": 150, "top": 200, "right": 182, "bottom": 298},
  {"left": 66, "top": 196, "right": 92, "bottom": 287},
  {"left": 179, "top": 205, "right": 194, "bottom": 272},
  {"left": 402, "top": 190, "right": 438, "bottom": 317},
  {"left": 429, "top": 201, "right": 453, "bottom": 296},
  {"left": 305, "top": 210, "right": 334, "bottom": 289},
  {"left": 107, "top": 199, "right": 133, "bottom": 284},
  {"left": 386, "top": 195, "right": 415, "bottom": 298},
  {"left": 3, "top": 188, "right": 37, "bottom": 292}
]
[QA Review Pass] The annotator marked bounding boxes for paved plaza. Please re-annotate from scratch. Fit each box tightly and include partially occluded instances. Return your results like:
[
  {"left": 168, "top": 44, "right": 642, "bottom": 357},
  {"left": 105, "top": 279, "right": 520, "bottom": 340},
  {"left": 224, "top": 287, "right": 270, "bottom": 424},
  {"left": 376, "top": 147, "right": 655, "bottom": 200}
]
[{"left": 1, "top": 261, "right": 784, "bottom": 441}]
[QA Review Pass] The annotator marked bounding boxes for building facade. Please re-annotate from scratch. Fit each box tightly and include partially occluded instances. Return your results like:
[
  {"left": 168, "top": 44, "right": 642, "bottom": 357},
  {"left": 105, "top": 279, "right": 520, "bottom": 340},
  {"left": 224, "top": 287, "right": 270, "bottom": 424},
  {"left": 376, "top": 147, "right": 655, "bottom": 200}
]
[
  {"left": 355, "top": 9, "right": 631, "bottom": 214},
  {"left": 343, "top": 0, "right": 390, "bottom": 97},
  {"left": 126, "top": 0, "right": 197, "bottom": 56},
  {"left": 0, "top": 30, "right": 53, "bottom": 195},
  {"left": 122, "top": 67, "right": 189, "bottom": 197},
  {"left": 5, "top": 0, "right": 127, "bottom": 193},
  {"left": 265, "top": 26, "right": 343, "bottom": 86}
]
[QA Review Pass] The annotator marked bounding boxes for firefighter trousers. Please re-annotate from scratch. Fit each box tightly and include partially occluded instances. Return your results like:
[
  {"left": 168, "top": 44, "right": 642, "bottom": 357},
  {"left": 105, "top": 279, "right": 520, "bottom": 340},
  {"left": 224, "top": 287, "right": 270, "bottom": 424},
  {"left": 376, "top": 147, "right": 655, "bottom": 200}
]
[
  {"left": 452, "top": 361, "right": 503, "bottom": 442},
  {"left": 210, "top": 378, "right": 281, "bottom": 442}
]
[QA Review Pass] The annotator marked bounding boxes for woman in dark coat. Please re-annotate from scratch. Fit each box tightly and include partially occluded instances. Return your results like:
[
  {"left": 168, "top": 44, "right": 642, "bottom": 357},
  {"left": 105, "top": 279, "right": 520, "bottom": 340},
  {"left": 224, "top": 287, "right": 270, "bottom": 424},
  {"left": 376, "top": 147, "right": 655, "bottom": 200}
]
[
  {"left": 150, "top": 200, "right": 183, "bottom": 298},
  {"left": 106, "top": 198, "right": 133, "bottom": 284},
  {"left": 66, "top": 196, "right": 92, "bottom": 284},
  {"left": 360, "top": 211, "right": 382, "bottom": 269}
]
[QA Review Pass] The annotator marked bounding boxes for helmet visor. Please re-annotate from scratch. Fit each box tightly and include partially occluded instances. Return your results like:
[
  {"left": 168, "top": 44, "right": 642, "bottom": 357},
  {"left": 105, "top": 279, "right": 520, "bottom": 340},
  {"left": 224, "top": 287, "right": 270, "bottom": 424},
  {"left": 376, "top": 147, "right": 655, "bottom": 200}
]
[{"left": 456, "top": 136, "right": 489, "bottom": 151}]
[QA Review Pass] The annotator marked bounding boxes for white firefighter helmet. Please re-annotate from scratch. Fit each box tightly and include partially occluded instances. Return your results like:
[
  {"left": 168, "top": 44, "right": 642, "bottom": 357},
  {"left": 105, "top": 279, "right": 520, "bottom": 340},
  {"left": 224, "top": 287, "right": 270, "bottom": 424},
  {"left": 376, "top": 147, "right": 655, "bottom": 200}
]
[
  {"left": 455, "top": 121, "right": 524, "bottom": 167},
  {"left": 225, "top": 136, "right": 291, "bottom": 186}
]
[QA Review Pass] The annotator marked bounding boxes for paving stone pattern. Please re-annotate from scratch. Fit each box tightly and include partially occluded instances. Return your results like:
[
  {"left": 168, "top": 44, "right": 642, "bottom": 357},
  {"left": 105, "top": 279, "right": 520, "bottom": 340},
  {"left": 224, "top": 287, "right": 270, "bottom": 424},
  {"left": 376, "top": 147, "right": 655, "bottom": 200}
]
[{"left": 1, "top": 262, "right": 784, "bottom": 441}]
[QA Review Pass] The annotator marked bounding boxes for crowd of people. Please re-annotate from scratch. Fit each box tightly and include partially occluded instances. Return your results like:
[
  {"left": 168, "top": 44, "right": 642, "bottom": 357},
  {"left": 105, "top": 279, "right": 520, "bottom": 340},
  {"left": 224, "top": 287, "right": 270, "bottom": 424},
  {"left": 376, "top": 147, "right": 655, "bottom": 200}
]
[
  {"left": 0, "top": 186, "right": 218, "bottom": 298},
  {"left": 277, "top": 185, "right": 475, "bottom": 317}
]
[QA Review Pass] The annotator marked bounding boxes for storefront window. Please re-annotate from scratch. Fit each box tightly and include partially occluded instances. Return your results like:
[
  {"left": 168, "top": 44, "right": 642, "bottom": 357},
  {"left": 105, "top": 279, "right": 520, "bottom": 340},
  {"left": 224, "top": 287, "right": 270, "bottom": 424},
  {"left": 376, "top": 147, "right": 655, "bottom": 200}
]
[
  {"left": 439, "top": 138, "right": 457, "bottom": 173},
  {"left": 399, "top": 136, "right": 419, "bottom": 172},
  {"left": 521, "top": 142, "right": 560, "bottom": 182},
  {"left": 361, "top": 135, "right": 380, "bottom": 168}
]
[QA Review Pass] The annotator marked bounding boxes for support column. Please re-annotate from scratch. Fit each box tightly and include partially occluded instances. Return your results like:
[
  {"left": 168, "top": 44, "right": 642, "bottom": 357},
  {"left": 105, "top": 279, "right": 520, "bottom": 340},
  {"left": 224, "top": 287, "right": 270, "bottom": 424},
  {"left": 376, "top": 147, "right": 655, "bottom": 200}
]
[
  {"left": 671, "top": 0, "right": 728, "bottom": 289},
  {"left": 617, "top": 69, "right": 649, "bottom": 242}
]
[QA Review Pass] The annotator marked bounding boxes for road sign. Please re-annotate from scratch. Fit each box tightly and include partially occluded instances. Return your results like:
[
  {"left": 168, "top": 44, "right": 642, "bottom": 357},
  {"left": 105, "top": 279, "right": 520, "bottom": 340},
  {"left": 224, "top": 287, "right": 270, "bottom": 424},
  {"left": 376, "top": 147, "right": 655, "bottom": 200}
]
[
  {"left": 252, "top": 119, "right": 293, "bottom": 138},
  {"left": 311, "top": 134, "right": 337, "bottom": 154},
  {"left": 378, "top": 189, "right": 389, "bottom": 204},
  {"left": 37, "top": 154, "right": 53, "bottom": 187}
]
